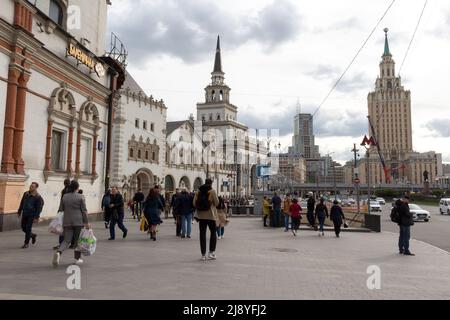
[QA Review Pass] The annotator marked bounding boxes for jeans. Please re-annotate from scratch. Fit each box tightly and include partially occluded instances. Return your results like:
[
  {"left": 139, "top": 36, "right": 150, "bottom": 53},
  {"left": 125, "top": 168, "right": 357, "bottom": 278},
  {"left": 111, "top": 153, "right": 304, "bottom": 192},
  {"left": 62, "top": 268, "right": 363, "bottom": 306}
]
[
  {"left": 399, "top": 225, "right": 411, "bottom": 252},
  {"left": 176, "top": 215, "right": 182, "bottom": 236},
  {"left": 284, "top": 213, "right": 290, "bottom": 231},
  {"left": 58, "top": 226, "right": 82, "bottom": 260},
  {"left": 181, "top": 214, "right": 193, "bottom": 236},
  {"left": 307, "top": 210, "right": 315, "bottom": 226},
  {"left": 199, "top": 219, "right": 217, "bottom": 255},
  {"left": 217, "top": 226, "right": 225, "bottom": 237},
  {"left": 21, "top": 216, "right": 35, "bottom": 245},
  {"left": 109, "top": 213, "right": 128, "bottom": 239},
  {"left": 318, "top": 216, "right": 325, "bottom": 233},
  {"left": 273, "top": 208, "right": 281, "bottom": 227}
]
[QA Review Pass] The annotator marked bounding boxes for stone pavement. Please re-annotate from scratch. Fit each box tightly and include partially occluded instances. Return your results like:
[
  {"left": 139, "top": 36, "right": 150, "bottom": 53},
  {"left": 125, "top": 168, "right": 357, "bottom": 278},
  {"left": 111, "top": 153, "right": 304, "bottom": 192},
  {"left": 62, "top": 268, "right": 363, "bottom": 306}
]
[{"left": 0, "top": 216, "right": 449, "bottom": 300}]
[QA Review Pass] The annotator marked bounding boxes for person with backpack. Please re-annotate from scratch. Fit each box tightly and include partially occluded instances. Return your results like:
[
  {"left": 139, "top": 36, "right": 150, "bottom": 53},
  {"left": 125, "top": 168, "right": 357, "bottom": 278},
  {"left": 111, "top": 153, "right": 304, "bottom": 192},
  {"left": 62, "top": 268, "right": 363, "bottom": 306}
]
[
  {"left": 307, "top": 192, "right": 316, "bottom": 230},
  {"left": 52, "top": 180, "right": 90, "bottom": 267},
  {"left": 143, "top": 188, "right": 164, "bottom": 241},
  {"left": 262, "top": 196, "right": 270, "bottom": 227},
  {"left": 396, "top": 196, "right": 415, "bottom": 256},
  {"left": 193, "top": 179, "right": 220, "bottom": 261},
  {"left": 283, "top": 194, "right": 292, "bottom": 232},
  {"left": 18, "top": 182, "right": 44, "bottom": 249},
  {"left": 289, "top": 198, "right": 302, "bottom": 237},
  {"left": 315, "top": 198, "right": 329, "bottom": 237},
  {"left": 330, "top": 200, "right": 346, "bottom": 238},
  {"left": 271, "top": 193, "right": 282, "bottom": 228}
]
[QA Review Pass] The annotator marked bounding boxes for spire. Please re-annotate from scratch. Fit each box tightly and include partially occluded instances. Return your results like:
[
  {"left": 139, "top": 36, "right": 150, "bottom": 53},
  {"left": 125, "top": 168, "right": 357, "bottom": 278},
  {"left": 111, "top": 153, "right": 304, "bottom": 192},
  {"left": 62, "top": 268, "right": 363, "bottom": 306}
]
[
  {"left": 213, "top": 35, "right": 222, "bottom": 73},
  {"left": 383, "top": 28, "right": 391, "bottom": 56}
]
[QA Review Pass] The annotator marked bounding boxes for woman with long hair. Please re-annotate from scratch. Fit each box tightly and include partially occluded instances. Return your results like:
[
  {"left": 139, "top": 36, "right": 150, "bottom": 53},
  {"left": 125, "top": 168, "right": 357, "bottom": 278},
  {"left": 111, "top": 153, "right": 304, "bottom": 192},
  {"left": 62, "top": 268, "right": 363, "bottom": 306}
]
[
  {"left": 216, "top": 196, "right": 228, "bottom": 240},
  {"left": 143, "top": 188, "right": 164, "bottom": 241}
]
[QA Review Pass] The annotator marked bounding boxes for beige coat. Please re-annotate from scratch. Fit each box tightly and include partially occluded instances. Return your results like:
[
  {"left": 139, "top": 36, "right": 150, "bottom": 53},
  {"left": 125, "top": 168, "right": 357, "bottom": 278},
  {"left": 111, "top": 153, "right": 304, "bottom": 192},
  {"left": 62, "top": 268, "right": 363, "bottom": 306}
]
[{"left": 193, "top": 189, "right": 220, "bottom": 221}]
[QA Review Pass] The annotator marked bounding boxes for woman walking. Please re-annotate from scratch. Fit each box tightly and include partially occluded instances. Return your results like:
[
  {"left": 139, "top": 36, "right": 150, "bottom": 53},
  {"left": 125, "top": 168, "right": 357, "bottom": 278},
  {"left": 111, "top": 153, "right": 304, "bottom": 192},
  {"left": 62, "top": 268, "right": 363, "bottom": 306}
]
[
  {"left": 193, "top": 179, "right": 219, "bottom": 261},
  {"left": 315, "top": 198, "right": 329, "bottom": 237},
  {"left": 101, "top": 189, "right": 111, "bottom": 229},
  {"left": 289, "top": 198, "right": 302, "bottom": 237},
  {"left": 262, "top": 196, "right": 270, "bottom": 227},
  {"left": 330, "top": 200, "right": 346, "bottom": 238},
  {"left": 143, "top": 188, "right": 164, "bottom": 241},
  {"left": 52, "top": 180, "right": 90, "bottom": 267},
  {"left": 216, "top": 196, "right": 228, "bottom": 240}
]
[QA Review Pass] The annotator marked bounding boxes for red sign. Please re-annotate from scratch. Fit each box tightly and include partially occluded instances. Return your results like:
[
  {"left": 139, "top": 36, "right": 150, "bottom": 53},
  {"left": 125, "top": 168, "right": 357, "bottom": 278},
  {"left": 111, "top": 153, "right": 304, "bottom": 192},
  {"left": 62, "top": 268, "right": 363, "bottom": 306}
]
[
  {"left": 354, "top": 178, "right": 360, "bottom": 184},
  {"left": 361, "top": 135, "right": 377, "bottom": 147}
]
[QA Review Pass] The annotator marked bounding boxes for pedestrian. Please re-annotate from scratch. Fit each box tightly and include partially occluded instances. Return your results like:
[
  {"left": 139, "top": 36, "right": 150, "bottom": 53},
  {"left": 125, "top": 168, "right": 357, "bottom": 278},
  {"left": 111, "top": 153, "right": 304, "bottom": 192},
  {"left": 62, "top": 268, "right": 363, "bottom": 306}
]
[
  {"left": 330, "top": 200, "right": 345, "bottom": 238},
  {"left": 52, "top": 180, "right": 90, "bottom": 267},
  {"left": 193, "top": 178, "right": 220, "bottom": 261},
  {"left": 101, "top": 189, "right": 112, "bottom": 229},
  {"left": 282, "top": 194, "right": 292, "bottom": 232},
  {"left": 164, "top": 192, "right": 171, "bottom": 219},
  {"left": 171, "top": 189, "right": 182, "bottom": 236},
  {"left": 54, "top": 179, "right": 71, "bottom": 250},
  {"left": 216, "top": 196, "right": 228, "bottom": 240},
  {"left": 271, "top": 192, "right": 282, "bottom": 228},
  {"left": 262, "top": 196, "right": 270, "bottom": 227},
  {"left": 18, "top": 182, "right": 44, "bottom": 249},
  {"left": 108, "top": 186, "right": 128, "bottom": 240},
  {"left": 142, "top": 188, "right": 164, "bottom": 241},
  {"left": 132, "top": 189, "right": 145, "bottom": 221},
  {"left": 398, "top": 196, "right": 415, "bottom": 256},
  {"left": 174, "top": 189, "right": 194, "bottom": 239},
  {"left": 307, "top": 192, "right": 316, "bottom": 230},
  {"left": 289, "top": 198, "right": 302, "bottom": 237},
  {"left": 315, "top": 198, "right": 329, "bottom": 237}
]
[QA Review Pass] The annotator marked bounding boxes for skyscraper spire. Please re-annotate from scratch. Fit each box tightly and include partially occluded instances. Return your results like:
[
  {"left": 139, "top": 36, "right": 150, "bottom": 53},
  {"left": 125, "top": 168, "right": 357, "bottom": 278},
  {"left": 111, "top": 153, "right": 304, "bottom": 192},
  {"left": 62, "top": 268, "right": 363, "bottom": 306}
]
[
  {"left": 383, "top": 28, "right": 391, "bottom": 56},
  {"left": 213, "top": 35, "right": 223, "bottom": 73}
]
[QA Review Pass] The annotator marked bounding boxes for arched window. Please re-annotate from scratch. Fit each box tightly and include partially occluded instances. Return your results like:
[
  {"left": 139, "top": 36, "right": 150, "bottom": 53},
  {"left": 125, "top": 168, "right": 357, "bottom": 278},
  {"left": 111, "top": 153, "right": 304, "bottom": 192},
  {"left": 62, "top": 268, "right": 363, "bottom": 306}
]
[
  {"left": 217, "top": 114, "right": 221, "bottom": 121},
  {"left": 220, "top": 90, "right": 224, "bottom": 101},
  {"left": 137, "top": 150, "right": 142, "bottom": 159},
  {"left": 145, "top": 151, "right": 149, "bottom": 160},
  {"left": 49, "top": 0, "right": 64, "bottom": 26},
  {"left": 129, "top": 148, "right": 134, "bottom": 158},
  {"left": 152, "top": 152, "right": 156, "bottom": 161}
]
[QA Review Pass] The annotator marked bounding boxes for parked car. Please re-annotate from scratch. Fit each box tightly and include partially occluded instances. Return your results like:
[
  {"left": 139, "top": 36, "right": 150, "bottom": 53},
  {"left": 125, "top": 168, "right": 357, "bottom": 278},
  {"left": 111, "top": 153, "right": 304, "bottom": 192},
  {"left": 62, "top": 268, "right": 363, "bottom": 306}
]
[
  {"left": 409, "top": 204, "right": 431, "bottom": 222},
  {"left": 369, "top": 201, "right": 382, "bottom": 212},
  {"left": 376, "top": 197, "right": 386, "bottom": 205},
  {"left": 439, "top": 198, "right": 450, "bottom": 215}
]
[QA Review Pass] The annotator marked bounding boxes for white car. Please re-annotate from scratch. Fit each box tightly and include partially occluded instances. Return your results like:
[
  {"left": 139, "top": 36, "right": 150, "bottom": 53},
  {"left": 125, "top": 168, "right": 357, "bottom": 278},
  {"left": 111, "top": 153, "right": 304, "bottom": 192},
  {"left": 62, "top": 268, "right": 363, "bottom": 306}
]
[
  {"left": 439, "top": 198, "right": 450, "bottom": 215},
  {"left": 409, "top": 204, "right": 431, "bottom": 222},
  {"left": 376, "top": 197, "right": 386, "bottom": 205},
  {"left": 369, "top": 201, "right": 381, "bottom": 212}
]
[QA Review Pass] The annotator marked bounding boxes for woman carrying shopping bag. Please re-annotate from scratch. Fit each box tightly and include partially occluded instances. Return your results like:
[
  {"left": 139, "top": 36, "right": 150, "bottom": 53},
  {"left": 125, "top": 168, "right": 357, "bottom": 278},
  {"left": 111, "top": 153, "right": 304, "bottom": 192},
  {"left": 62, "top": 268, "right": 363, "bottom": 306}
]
[
  {"left": 143, "top": 188, "right": 164, "bottom": 241},
  {"left": 52, "top": 180, "right": 90, "bottom": 268}
]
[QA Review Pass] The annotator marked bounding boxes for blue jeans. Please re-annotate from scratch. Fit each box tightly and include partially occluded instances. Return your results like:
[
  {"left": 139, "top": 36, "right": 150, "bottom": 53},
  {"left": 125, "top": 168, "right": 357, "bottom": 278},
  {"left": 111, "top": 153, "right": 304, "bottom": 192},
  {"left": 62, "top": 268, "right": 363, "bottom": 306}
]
[
  {"left": 273, "top": 208, "right": 281, "bottom": 227},
  {"left": 284, "top": 213, "right": 290, "bottom": 231},
  {"left": 399, "top": 225, "right": 411, "bottom": 252},
  {"left": 109, "top": 213, "right": 127, "bottom": 239},
  {"left": 318, "top": 216, "right": 325, "bottom": 233},
  {"left": 181, "top": 214, "right": 192, "bottom": 236},
  {"left": 216, "top": 226, "right": 225, "bottom": 237}
]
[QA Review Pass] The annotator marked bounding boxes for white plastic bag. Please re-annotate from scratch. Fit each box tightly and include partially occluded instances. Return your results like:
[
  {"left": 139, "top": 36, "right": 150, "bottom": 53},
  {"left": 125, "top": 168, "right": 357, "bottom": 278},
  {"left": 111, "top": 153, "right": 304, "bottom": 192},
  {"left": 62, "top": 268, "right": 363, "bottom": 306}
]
[
  {"left": 48, "top": 212, "right": 64, "bottom": 235},
  {"left": 77, "top": 228, "right": 97, "bottom": 256}
]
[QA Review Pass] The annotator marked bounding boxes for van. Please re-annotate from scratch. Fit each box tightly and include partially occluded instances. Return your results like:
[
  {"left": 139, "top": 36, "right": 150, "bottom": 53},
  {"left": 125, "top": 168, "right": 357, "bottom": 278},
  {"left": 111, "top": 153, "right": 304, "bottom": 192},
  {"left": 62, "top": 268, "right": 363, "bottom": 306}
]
[{"left": 439, "top": 198, "right": 450, "bottom": 215}]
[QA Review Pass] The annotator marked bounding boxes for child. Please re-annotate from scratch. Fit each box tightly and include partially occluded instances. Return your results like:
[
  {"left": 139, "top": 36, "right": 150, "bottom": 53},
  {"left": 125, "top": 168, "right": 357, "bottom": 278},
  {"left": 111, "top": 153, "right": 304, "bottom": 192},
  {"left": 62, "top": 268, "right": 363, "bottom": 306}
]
[{"left": 289, "top": 199, "right": 302, "bottom": 237}]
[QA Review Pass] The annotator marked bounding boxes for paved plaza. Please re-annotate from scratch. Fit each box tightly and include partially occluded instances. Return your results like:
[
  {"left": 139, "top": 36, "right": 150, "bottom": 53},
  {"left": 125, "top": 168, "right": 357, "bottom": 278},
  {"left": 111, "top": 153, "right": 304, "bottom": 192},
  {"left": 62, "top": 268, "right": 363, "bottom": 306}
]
[{"left": 0, "top": 216, "right": 449, "bottom": 300}]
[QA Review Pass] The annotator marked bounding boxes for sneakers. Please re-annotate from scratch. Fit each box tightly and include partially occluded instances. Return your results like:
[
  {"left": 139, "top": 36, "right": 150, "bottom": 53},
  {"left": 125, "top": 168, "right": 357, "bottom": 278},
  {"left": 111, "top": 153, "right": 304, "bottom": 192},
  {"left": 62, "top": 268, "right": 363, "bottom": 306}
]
[
  {"left": 52, "top": 252, "right": 61, "bottom": 268},
  {"left": 104, "top": 222, "right": 109, "bottom": 229},
  {"left": 123, "top": 230, "right": 128, "bottom": 239},
  {"left": 201, "top": 255, "right": 207, "bottom": 261},
  {"left": 181, "top": 235, "right": 186, "bottom": 239},
  {"left": 187, "top": 235, "right": 191, "bottom": 239},
  {"left": 292, "top": 230, "right": 297, "bottom": 237},
  {"left": 53, "top": 245, "right": 60, "bottom": 250},
  {"left": 31, "top": 234, "right": 37, "bottom": 245},
  {"left": 322, "top": 232, "right": 325, "bottom": 237},
  {"left": 108, "top": 238, "right": 115, "bottom": 241},
  {"left": 218, "top": 236, "right": 222, "bottom": 240},
  {"left": 21, "top": 244, "right": 29, "bottom": 249},
  {"left": 404, "top": 251, "right": 415, "bottom": 256},
  {"left": 74, "top": 259, "right": 84, "bottom": 265},
  {"left": 208, "top": 252, "right": 217, "bottom": 260}
]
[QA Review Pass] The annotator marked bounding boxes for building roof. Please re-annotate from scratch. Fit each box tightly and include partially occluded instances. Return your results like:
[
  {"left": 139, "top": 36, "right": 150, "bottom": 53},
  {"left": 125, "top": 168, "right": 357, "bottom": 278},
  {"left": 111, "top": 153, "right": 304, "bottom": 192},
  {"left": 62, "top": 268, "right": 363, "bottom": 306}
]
[
  {"left": 166, "top": 121, "right": 189, "bottom": 136},
  {"left": 123, "top": 71, "right": 148, "bottom": 97},
  {"left": 213, "top": 35, "right": 222, "bottom": 73},
  {"left": 383, "top": 28, "right": 391, "bottom": 56}
]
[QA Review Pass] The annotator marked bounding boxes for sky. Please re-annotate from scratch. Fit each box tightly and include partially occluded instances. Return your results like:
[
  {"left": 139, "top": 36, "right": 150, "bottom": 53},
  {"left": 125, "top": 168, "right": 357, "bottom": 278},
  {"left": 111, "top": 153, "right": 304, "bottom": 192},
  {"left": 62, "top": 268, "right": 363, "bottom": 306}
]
[{"left": 107, "top": 0, "right": 450, "bottom": 164}]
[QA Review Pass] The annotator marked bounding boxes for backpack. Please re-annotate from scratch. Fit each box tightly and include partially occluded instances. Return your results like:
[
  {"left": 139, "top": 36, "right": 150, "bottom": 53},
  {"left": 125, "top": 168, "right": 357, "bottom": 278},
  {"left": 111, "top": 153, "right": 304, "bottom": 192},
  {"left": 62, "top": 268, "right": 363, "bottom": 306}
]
[
  {"left": 195, "top": 190, "right": 211, "bottom": 211},
  {"left": 390, "top": 206, "right": 400, "bottom": 223}
]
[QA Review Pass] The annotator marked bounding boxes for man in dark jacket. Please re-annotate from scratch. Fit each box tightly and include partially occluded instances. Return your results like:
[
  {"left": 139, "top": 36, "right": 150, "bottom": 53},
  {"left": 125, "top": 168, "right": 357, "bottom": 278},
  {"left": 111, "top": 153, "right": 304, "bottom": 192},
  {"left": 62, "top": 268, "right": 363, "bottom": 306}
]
[
  {"left": 18, "top": 182, "right": 44, "bottom": 249},
  {"left": 307, "top": 192, "right": 316, "bottom": 229},
  {"left": 171, "top": 189, "right": 181, "bottom": 236},
  {"left": 271, "top": 193, "right": 282, "bottom": 228},
  {"left": 132, "top": 189, "right": 145, "bottom": 221},
  {"left": 108, "top": 186, "right": 128, "bottom": 240},
  {"left": 174, "top": 190, "right": 194, "bottom": 238},
  {"left": 398, "top": 196, "right": 415, "bottom": 256}
]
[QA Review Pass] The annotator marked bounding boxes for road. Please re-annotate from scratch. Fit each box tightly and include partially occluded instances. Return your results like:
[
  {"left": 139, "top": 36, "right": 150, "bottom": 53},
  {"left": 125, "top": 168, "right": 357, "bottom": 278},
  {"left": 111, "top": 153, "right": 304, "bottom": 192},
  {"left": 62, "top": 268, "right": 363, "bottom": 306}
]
[{"left": 380, "top": 204, "right": 450, "bottom": 252}]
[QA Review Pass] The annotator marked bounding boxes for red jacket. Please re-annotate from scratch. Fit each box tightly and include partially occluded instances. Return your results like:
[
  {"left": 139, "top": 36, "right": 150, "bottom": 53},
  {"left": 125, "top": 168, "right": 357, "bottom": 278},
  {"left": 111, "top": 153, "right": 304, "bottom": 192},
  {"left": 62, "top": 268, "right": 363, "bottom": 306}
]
[{"left": 289, "top": 203, "right": 302, "bottom": 218}]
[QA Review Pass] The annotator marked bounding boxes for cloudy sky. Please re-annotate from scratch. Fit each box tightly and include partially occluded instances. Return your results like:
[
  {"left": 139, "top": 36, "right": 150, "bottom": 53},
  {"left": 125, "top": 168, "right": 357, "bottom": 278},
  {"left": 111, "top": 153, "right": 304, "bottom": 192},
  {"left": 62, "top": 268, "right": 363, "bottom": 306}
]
[{"left": 107, "top": 0, "right": 450, "bottom": 164}]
